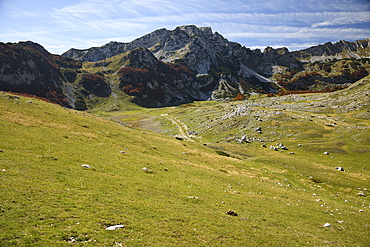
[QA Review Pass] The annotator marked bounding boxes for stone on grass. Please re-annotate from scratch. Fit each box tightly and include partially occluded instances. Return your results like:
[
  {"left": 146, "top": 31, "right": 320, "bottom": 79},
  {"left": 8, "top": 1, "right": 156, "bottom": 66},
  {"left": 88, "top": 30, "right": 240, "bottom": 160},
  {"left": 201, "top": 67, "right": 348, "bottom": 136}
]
[
  {"left": 105, "top": 224, "right": 124, "bottom": 230},
  {"left": 226, "top": 209, "right": 238, "bottom": 216},
  {"left": 81, "top": 164, "right": 91, "bottom": 168},
  {"left": 239, "top": 135, "right": 247, "bottom": 143},
  {"left": 323, "top": 223, "right": 331, "bottom": 227},
  {"left": 281, "top": 145, "right": 288, "bottom": 150},
  {"left": 335, "top": 167, "right": 345, "bottom": 172},
  {"left": 324, "top": 152, "right": 329, "bottom": 155},
  {"left": 358, "top": 191, "right": 365, "bottom": 196}
]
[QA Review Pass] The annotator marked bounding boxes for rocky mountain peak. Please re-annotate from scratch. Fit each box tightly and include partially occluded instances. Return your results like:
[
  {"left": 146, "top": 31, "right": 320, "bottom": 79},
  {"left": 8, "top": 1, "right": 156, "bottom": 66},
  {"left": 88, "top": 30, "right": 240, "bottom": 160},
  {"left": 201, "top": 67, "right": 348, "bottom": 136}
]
[{"left": 175, "top": 25, "right": 213, "bottom": 37}]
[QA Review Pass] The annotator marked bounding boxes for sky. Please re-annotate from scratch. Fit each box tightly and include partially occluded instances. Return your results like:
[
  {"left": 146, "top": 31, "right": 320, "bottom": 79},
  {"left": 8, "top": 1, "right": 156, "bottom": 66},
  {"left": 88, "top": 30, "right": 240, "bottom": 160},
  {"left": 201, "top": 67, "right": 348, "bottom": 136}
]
[{"left": 0, "top": 0, "right": 370, "bottom": 54}]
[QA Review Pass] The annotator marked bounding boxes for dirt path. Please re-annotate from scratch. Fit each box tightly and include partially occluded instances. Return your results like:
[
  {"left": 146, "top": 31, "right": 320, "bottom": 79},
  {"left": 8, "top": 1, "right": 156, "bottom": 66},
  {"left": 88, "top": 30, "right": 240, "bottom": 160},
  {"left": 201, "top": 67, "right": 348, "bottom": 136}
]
[{"left": 160, "top": 114, "right": 195, "bottom": 142}]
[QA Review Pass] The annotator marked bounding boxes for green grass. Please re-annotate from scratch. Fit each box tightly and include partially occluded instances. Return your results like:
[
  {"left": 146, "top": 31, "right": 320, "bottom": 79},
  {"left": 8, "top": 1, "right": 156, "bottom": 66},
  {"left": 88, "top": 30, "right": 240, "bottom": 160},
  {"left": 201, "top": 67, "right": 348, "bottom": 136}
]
[{"left": 1, "top": 87, "right": 370, "bottom": 246}]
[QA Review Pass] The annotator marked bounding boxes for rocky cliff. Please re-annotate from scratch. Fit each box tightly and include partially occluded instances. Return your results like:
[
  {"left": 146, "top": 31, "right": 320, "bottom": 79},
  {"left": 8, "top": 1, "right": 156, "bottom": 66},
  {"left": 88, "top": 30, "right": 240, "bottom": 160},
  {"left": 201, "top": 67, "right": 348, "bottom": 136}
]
[{"left": 0, "top": 41, "right": 75, "bottom": 105}]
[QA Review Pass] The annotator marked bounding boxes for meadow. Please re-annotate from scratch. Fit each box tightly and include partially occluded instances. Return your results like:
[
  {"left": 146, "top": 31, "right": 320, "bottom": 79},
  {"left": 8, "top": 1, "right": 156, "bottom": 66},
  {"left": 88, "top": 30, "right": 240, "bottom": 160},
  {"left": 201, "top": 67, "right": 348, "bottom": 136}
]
[{"left": 1, "top": 79, "right": 369, "bottom": 246}]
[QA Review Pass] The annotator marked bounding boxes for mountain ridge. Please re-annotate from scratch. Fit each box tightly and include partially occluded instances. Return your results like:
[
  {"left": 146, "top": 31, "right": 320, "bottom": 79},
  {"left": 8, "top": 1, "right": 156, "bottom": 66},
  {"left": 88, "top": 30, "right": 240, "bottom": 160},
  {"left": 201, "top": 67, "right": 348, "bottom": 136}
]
[{"left": 1, "top": 25, "right": 370, "bottom": 108}]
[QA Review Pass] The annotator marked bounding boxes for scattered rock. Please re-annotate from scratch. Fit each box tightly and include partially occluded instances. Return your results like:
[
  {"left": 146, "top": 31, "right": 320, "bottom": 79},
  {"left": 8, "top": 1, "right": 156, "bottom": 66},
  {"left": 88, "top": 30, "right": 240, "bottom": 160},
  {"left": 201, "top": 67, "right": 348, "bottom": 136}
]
[
  {"left": 334, "top": 167, "right": 345, "bottom": 172},
  {"left": 324, "top": 152, "right": 329, "bottom": 155},
  {"left": 7, "top": 95, "right": 20, "bottom": 99},
  {"left": 175, "top": 136, "right": 184, "bottom": 140},
  {"left": 105, "top": 224, "right": 124, "bottom": 230},
  {"left": 298, "top": 144, "right": 302, "bottom": 147},
  {"left": 226, "top": 209, "right": 238, "bottom": 216},
  {"left": 323, "top": 223, "right": 331, "bottom": 227},
  {"left": 281, "top": 145, "right": 288, "bottom": 150},
  {"left": 2, "top": 169, "right": 6, "bottom": 172},
  {"left": 188, "top": 196, "right": 199, "bottom": 199},
  {"left": 359, "top": 210, "right": 364, "bottom": 212},
  {"left": 142, "top": 167, "right": 155, "bottom": 173},
  {"left": 239, "top": 135, "right": 248, "bottom": 143},
  {"left": 26, "top": 100, "right": 32, "bottom": 103},
  {"left": 289, "top": 152, "right": 295, "bottom": 154},
  {"left": 358, "top": 191, "right": 366, "bottom": 196},
  {"left": 119, "top": 151, "right": 126, "bottom": 154},
  {"left": 81, "top": 164, "right": 91, "bottom": 168},
  {"left": 255, "top": 127, "right": 262, "bottom": 133},
  {"left": 270, "top": 146, "right": 278, "bottom": 151}
]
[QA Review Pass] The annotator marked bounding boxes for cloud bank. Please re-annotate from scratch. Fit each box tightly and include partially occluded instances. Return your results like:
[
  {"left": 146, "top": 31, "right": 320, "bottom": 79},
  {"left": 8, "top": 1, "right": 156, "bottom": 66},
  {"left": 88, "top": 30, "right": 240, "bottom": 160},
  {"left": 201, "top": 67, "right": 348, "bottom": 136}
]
[{"left": 0, "top": 0, "right": 369, "bottom": 54}]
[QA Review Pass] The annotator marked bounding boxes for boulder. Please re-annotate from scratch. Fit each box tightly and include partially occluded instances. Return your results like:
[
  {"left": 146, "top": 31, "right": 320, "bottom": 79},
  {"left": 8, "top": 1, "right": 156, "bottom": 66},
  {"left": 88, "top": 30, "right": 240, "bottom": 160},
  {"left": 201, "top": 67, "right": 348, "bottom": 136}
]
[
  {"left": 226, "top": 209, "right": 238, "bottom": 216},
  {"left": 105, "top": 224, "right": 124, "bottom": 230},
  {"left": 334, "top": 167, "right": 345, "bottom": 172},
  {"left": 358, "top": 191, "right": 366, "bottom": 196}
]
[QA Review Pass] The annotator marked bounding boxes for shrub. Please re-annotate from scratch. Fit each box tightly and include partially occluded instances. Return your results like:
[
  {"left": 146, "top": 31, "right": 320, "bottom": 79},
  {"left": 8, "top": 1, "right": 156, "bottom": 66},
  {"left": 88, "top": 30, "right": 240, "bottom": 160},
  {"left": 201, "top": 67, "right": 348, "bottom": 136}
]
[{"left": 233, "top": 93, "right": 245, "bottom": 101}]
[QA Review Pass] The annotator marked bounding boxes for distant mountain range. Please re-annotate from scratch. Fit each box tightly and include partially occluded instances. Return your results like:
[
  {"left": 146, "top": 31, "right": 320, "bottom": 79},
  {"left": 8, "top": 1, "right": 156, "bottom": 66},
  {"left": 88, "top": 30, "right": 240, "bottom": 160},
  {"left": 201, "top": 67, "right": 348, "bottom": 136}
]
[{"left": 1, "top": 25, "right": 369, "bottom": 108}]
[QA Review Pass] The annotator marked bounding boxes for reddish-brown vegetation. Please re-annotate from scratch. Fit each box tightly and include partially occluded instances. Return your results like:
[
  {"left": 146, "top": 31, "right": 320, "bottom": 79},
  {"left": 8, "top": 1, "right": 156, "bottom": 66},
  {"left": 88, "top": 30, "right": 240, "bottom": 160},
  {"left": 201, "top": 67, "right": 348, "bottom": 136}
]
[
  {"left": 6, "top": 91, "right": 64, "bottom": 105},
  {"left": 233, "top": 93, "right": 245, "bottom": 101}
]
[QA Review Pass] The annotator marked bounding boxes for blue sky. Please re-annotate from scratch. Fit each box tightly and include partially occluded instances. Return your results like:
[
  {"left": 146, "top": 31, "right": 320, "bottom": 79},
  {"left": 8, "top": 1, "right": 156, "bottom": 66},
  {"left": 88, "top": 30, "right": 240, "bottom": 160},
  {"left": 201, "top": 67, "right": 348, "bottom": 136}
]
[{"left": 0, "top": 0, "right": 369, "bottom": 54}]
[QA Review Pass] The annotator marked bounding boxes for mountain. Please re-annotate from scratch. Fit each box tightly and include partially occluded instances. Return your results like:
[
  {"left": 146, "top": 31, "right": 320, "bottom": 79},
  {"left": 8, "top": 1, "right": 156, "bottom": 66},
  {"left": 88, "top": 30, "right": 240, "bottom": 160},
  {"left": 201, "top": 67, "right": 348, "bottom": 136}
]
[
  {"left": 63, "top": 25, "right": 278, "bottom": 105},
  {"left": 0, "top": 41, "right": 79, "bottom": 105},
  {"left": 1, "top": 25, "right": 370, "bottom": 109},
  {"left": 62, "top": 25, "right": 370, "bottom": 100},
  {"left": 0, "top": 41, "right": 112, "bottom": 109}
]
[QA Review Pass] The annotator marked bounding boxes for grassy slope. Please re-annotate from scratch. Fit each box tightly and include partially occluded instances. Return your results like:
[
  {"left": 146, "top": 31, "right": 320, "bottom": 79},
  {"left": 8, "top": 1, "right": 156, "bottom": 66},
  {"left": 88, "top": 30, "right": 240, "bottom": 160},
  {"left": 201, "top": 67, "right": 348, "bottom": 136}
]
[{"left": 0, "top": 82, "right": 369, "bottom": 246}]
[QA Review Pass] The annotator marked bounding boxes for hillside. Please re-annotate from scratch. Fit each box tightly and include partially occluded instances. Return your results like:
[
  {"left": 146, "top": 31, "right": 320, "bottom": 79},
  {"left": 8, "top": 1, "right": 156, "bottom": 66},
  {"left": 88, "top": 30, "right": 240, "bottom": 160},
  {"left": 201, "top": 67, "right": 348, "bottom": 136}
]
[{"left": 1, "top": 77, "right": 369, "bottom": 245}]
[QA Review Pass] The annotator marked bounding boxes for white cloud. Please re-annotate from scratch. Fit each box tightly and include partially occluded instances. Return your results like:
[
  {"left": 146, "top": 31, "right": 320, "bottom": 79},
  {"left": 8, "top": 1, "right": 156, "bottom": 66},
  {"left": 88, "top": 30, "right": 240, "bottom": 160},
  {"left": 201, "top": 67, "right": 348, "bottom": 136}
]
[
  {"left": 1, "top": 0, "right": 369, "bottom": 54},
  {"left": 311, "top": 11, "right": 370, "bottom": 27}
]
